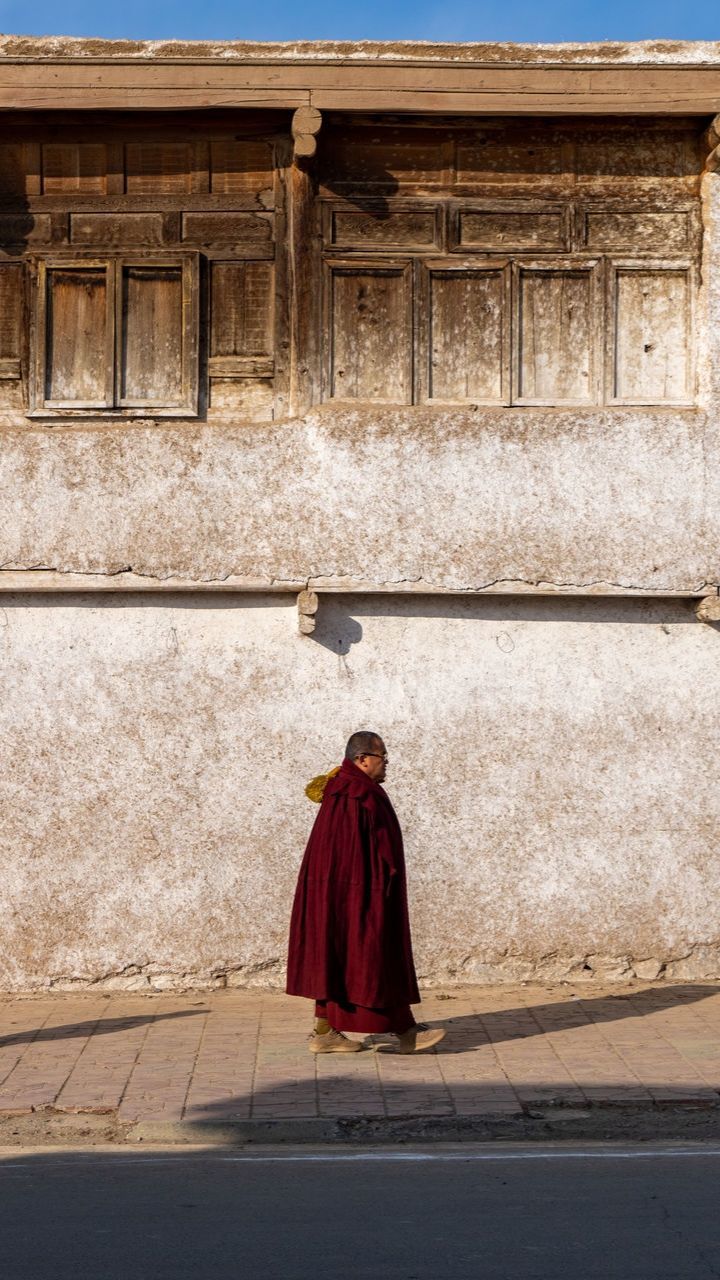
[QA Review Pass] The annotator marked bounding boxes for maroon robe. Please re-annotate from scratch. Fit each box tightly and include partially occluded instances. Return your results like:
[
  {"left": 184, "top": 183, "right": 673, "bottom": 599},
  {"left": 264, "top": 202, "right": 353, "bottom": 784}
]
[{"left": 286, "top": 758, "right": 420, "bottom": 1029}]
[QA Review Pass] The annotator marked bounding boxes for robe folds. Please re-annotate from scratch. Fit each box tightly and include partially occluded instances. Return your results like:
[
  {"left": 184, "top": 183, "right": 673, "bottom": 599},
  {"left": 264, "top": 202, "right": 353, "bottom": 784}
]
[{"left": 286, "top": 758, "right": 420, "bottom": 1011}]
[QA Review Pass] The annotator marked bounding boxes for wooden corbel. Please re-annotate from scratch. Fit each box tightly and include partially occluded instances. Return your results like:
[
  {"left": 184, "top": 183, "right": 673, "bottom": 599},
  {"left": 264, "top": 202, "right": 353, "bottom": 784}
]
[
  {"left": 292, "top": 107, "right": 322, "bottom": 163},
  {"left": 704, "top": 115, "right": 720, "bottom": 173},
  {"left": 297, "top": 589, "right": 319, "bottom": 635},
  {"left": 694, "top": 594, "right": 720, "bottom": 623}
]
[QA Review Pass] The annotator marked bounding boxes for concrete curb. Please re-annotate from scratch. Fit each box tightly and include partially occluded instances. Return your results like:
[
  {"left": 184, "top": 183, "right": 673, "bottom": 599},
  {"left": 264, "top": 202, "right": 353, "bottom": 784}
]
[{"left": 2, "top": 1104, "right": 720, "bottom": 1147}]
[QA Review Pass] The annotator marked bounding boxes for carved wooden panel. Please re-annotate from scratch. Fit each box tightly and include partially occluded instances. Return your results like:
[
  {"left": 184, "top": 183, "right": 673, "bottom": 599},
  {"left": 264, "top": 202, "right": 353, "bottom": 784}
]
[
  {"left": 42, "top": 144, "right": 106, "bottom": 194},
  {"left": 515, "top": 263, "right": 597, "bottom": 405},
  {"left": 609, "top": 263, "right": 692, "bottom": 404},
  {"left": 582, "top": 208, "right": 691, "bottom": 252},
  {"left": 420, "top": 264, "right": 509, "bottom": 404},
  {"left": 0, "top": 117, "right": 703, "bottom": 420},
  {"left": 326, "top": 262, "right": 412, "bottom": 402},
  {"left": 181, "top": 212, "right": 272, "bottom": 245},
  {"left": 453, "top": 206, "right": 568, "bottom": 251},
  {"left": 70, "top": 213, "right": 165, "bottom": 246},
  {"left": 322, "top": 121, "right": 702, "bottom": 199},
  {"left": 125, "top": 143, "right": 192, "bottom": 194},
  {"left": 39, "top": 262, "right": 113, "bottom": 407},
  {"left": 328, "top": 207, "right": 440, "bottom": 251},
  {"left": 210, "top": 261, "right": 274, "bottom": 358}
]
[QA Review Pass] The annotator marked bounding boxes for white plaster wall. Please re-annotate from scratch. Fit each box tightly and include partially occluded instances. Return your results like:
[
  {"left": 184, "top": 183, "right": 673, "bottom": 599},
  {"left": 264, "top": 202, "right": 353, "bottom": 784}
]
[
  {"left": 0, "top": 406, "right": 718, "bottom": 594},
  {"left": 1, "top": 592, "right": 718, "bottom": 991}
]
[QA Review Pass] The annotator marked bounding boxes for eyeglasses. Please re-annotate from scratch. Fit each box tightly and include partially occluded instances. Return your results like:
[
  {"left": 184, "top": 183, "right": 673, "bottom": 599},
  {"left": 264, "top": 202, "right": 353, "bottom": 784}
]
[{"left": 363, "top": 753, "right": 388, "bottom": 762}]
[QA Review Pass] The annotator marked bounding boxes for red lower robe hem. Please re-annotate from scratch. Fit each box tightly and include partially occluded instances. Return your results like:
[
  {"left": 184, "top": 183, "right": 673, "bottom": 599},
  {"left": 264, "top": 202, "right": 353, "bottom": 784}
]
[{"left": 314, "top": 998, "right": 416, "bottom": 1034}]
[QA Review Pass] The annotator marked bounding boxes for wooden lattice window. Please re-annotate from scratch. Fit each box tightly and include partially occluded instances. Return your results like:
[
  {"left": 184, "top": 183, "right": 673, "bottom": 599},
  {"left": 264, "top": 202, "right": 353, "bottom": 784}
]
[
  {"left": 319, "top": 124, "right": 701, "bottom": 410},
  {"left": 30, "top": 255, "right": 199, "bottom": 417}
]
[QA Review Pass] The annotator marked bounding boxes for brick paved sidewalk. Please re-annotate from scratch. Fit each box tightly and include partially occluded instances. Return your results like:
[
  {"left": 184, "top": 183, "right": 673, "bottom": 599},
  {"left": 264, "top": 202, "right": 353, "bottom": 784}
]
[{"left": 1, "top": 982, "right": 720, "bottom": 1141}]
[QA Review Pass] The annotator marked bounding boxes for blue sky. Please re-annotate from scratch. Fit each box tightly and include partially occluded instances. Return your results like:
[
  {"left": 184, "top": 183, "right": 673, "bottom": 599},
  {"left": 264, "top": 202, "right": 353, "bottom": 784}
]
[{"left": 0, "top": 0, "right": 716, "bottom": 44}]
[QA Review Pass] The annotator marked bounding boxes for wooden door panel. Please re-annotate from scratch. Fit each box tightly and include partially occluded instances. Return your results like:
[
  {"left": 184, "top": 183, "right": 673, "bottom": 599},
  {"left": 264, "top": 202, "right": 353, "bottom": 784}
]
[
  {"left": 426, "top": 267, "right": 507, "bottom": 403},
  {"left": 457, "top": 208, "right": 566, "bottom": 251},
  {"left": 516, "top": 264, "right": 596, "bottom": 404},
  {"left": 328, "top": 263, "right": 412, "bottom": 402},
  {"left": 119, "top": 264, "right": 184, "bottom": 404},
  {"left": 44, "top": 264, "right": 111, "bottom": 405},
  {"left": 611, "top": 264, "right": 691, "bottom": 403}
]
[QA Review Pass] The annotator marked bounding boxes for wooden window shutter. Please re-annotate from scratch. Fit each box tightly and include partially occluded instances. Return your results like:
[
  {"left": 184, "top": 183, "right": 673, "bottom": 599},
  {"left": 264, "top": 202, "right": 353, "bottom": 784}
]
[
  {"left": 514, "top": 262, "right": 599, "bottom": 406},
  {"left": 117, "top": 258, "right": 198, "bottom": 413},
  {"left": 418, "top": 262, "right": 510, "bottom": 405},
  {"left": 608, "top": 261, "right": 693, "bottom": 405},
  {"left": 30, "top": 255, "right": 198, "bottom": 417},
  {"left": 325, "top": 261, "right": 413, "bottom": 403},
  {"left": 32, "top": 260, "right": 114, "bottom": 412}
]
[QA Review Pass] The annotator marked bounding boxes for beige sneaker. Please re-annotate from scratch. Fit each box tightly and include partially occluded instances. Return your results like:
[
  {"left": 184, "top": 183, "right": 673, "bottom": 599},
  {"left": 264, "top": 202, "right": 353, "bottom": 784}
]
[
  {"left": 376, "top": 1024, "right": 446, "bottom": 1054},
  {"left": 308, "top": 1028, "right": 365, "bottom": 1054}
]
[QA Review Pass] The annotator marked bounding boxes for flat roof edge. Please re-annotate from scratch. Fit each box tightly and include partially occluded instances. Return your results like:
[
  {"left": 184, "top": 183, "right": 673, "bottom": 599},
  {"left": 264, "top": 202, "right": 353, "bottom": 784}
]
[{"left": 1, "top": 36, "right": 720, "bottom": 67}]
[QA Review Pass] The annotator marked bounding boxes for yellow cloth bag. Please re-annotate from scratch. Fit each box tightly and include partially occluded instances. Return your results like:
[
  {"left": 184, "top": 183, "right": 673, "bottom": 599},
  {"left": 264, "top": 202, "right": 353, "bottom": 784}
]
[{"left": 304, "top": 765, "right": 341, "bottom": 804}]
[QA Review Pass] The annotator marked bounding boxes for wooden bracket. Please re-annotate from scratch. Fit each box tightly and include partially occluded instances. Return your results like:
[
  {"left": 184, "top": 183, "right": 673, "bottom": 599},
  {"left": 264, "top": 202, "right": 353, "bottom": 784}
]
[
  {"left": 694, "top": 594, "right": 720, "bottom": 623},
  {"left": 292, "top": 107, "right": 322, "bottom": 163},
  {"left": 703, "top": 116, "right": 720, "bottom": 172},
  {"left": 298, "top": 588, "right": 319, "bottom": 634}
]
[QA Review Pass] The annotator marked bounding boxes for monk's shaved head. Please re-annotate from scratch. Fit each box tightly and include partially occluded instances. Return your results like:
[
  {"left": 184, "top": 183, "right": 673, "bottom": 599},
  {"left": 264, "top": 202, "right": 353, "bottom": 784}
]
[{"left": 345, "top": 730, "right": 383, "bottom": 760}]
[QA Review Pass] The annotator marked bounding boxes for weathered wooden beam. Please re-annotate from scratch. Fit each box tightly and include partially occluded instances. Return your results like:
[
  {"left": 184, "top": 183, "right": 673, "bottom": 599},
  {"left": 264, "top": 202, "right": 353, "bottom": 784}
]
[{"left": 0, "top": 59, "right": 720, "bottom": 114}]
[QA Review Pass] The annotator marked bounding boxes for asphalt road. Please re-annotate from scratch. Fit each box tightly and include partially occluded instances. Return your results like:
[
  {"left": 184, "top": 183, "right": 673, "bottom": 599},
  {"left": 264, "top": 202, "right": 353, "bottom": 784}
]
[{"left": 2, "top": 1143, "right": 720, "bottom": 1279}]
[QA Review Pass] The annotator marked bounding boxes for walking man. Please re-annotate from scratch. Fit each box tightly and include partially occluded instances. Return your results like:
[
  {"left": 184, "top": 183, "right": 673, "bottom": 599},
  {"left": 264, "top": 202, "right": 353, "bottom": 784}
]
[{"left": 286, "top": 731, "right": 446, "bottom": 1054}]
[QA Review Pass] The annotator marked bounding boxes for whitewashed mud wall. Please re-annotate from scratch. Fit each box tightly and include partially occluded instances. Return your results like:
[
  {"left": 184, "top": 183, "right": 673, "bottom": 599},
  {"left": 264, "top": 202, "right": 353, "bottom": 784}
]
[
  {"left": 2, "top": 155, "right": 720, "bottom": 992},
  {"left": 0, "top": 403, "right": 719, "bottom": 593},
  {"left": 1, "top": 592, "right": 719, "bottom": 992}
]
